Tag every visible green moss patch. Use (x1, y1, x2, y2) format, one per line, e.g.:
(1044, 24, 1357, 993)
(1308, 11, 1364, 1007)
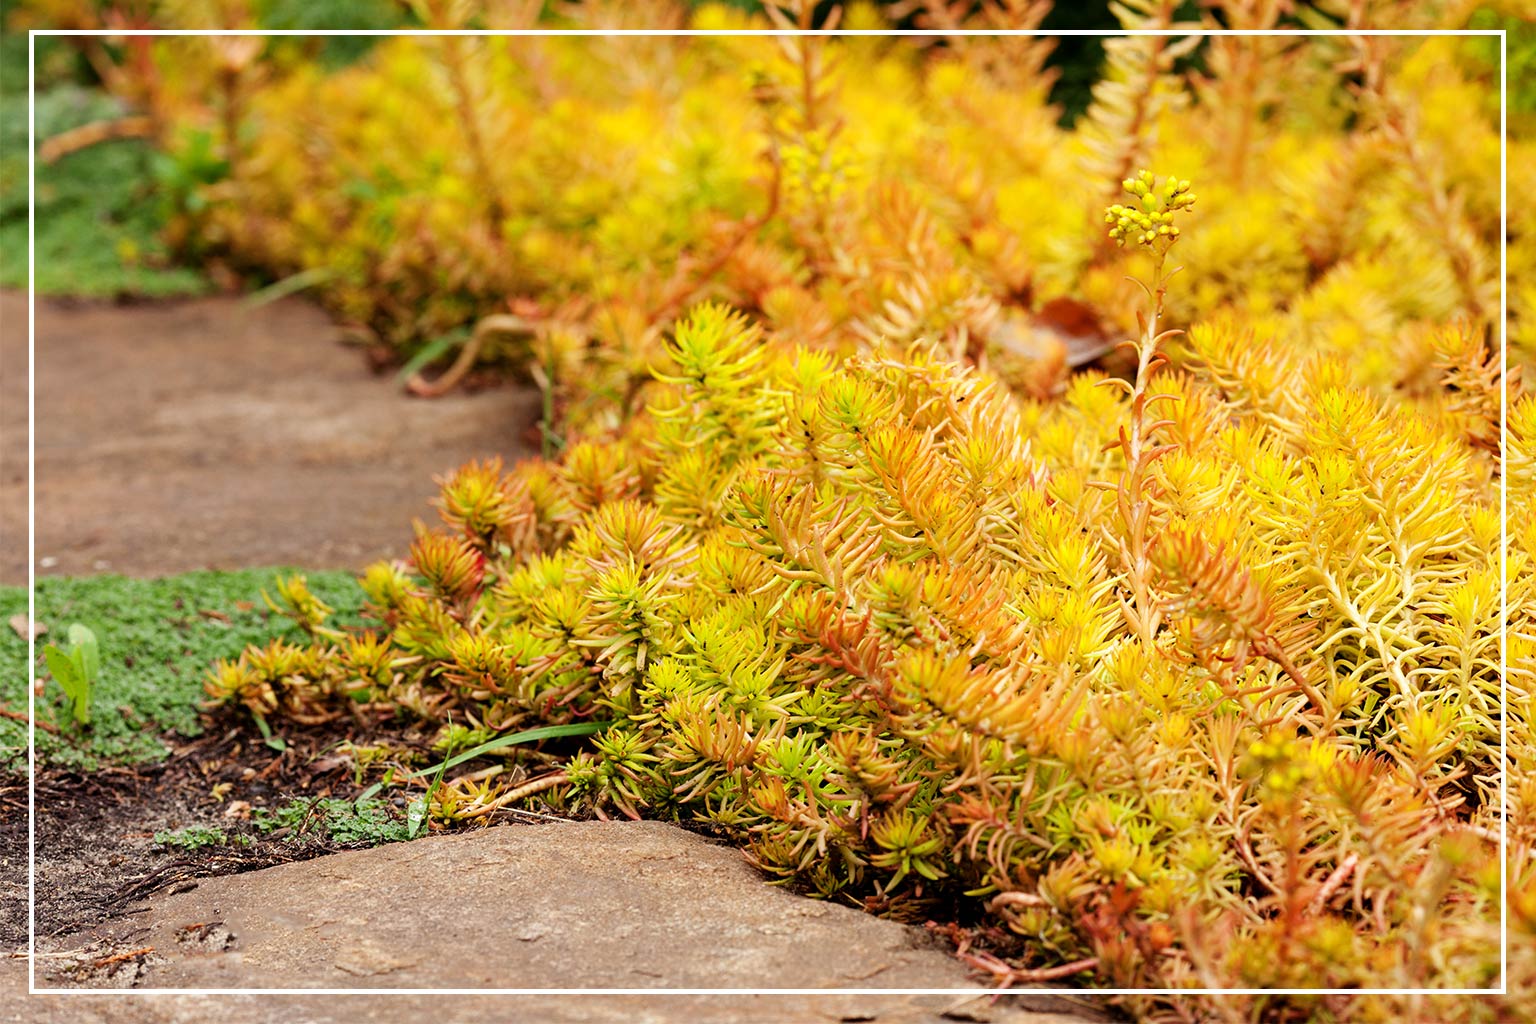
(0, 568, 365, 770)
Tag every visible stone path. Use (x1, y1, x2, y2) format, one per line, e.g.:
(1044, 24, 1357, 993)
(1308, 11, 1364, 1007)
(0, 289, 540, 584)
(1, 965, 1101, 1024)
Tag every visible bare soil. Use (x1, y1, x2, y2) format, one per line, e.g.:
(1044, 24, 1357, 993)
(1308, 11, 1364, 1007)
(0, 289, 541, 584)
(1, 716, 452, 953)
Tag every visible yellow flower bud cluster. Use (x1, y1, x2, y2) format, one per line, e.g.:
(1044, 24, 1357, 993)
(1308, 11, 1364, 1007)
(1241, 730, 1320, 802)
(1105, 170, 1196, 248)
(780, 128, 861, 213)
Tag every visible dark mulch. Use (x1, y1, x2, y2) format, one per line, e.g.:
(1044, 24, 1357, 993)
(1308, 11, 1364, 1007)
(0, 716, 474, 951)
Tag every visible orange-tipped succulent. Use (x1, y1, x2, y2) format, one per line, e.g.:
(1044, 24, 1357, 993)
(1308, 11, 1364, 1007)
(183, 16, 1522, 1012)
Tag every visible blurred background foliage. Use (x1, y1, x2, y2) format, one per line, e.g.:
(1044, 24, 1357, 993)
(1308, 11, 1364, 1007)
(0, 0, 1181, 297)
(1, 0, 1527, 307)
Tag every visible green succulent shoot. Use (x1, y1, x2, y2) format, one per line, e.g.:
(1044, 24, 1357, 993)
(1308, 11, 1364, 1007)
(43, 623, 100, 727)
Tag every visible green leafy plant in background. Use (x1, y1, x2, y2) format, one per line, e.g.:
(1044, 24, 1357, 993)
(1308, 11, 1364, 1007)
(42, 622, 98, 726)
(149, 127, 228, 220)
(0, 82, 207, 296)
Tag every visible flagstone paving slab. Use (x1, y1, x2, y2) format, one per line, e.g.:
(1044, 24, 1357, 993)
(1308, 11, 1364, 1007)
(6, 820, 1107, 1022)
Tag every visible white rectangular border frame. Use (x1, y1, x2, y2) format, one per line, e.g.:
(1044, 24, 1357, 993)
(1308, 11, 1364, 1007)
(27, 22, 1511, 1000)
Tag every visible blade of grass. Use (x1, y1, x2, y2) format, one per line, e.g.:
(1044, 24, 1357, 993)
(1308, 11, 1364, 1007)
(240, 266, 337, 310)
(252, 712, 286, 751)
(394, 328, 468, 387)
(354, 720, 610, 805)
(408, 754, 451, 839)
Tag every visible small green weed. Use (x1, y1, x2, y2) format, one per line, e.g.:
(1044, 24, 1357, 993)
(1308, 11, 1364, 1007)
(41, 623, 99, 727)
(251, 797, 411, 846)
(431, 723, 496, 757)
(152, 825, 238, 851)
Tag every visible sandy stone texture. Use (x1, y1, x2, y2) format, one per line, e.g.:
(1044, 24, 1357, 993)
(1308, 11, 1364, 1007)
(6, 820, 1108, 1023)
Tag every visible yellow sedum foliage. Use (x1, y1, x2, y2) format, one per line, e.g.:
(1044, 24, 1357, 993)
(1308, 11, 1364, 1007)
(220, 265, 1523, 1009)
(116, 1, 1528, 408)
(96, 0, 1521, 1013)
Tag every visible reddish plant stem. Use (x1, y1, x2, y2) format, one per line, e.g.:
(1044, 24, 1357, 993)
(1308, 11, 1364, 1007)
(0, 706, 58, 734)
(1113, 251, 1173, 650)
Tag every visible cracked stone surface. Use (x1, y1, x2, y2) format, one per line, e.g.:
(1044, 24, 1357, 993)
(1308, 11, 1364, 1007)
(4, 820, 1110, 1023)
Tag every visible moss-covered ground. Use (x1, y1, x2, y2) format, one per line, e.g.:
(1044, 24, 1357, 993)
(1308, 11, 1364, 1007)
(0, 569, 365, 769)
